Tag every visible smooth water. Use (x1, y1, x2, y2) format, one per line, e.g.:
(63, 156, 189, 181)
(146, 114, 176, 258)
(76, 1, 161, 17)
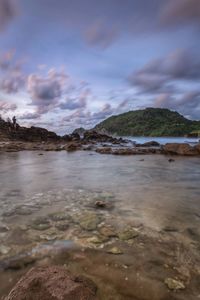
(0, 151, 199, 230)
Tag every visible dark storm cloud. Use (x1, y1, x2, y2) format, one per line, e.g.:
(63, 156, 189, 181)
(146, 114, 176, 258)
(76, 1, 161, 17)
(129, 49, 200, 93)
(0, 0, 16, 31)
(27, 69, 69, 114)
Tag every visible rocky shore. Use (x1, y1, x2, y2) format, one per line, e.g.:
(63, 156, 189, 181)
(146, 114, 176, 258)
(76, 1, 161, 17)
(1, 118, 200, 156)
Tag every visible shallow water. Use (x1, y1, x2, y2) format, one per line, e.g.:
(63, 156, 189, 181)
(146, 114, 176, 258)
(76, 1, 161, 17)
(0, 151, 199, 229)
(0, 151, 200, 299)
(126, 136, 199, 145)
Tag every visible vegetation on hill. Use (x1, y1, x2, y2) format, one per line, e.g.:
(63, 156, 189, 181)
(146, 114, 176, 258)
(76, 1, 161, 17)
(95, 108, 200, 137)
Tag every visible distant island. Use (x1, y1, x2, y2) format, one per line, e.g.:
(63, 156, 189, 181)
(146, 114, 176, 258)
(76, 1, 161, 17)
(95, 108, 200, 137)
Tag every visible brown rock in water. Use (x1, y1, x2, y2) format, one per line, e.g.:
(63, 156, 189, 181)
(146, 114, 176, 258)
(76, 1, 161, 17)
(5, 266, 98, 300)
(95, 147, 112, 154)
(194, 143, 200, 154)
(95, 200, 106, 208)
(163, 143, 199, 156)
(64, 142, 82, 152)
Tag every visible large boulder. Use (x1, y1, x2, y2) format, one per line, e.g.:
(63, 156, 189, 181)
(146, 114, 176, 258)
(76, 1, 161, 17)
(5, 266, 98, 300)
(83, 130, 117, 143)
(163, 143, 199, 156)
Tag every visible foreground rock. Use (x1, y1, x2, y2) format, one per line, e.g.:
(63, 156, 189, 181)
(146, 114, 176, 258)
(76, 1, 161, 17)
(5, 266, 98, 300)
(163, 143, 200, 156)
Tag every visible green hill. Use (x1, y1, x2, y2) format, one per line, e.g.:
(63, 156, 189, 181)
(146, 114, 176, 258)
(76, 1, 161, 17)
(95, 108, 200, 137)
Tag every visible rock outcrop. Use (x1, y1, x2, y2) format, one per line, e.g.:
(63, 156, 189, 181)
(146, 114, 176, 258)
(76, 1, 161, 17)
(0, 118, 60, 142)
(83, 130, 121, 144)
(5, 266, 98, 300)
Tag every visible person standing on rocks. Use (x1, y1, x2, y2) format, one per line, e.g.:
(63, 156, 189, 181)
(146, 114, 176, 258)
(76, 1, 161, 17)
(12, 116, 17, 130)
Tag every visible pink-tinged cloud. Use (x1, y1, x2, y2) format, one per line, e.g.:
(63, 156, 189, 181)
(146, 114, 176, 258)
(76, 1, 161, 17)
(0, 100, 17, 112)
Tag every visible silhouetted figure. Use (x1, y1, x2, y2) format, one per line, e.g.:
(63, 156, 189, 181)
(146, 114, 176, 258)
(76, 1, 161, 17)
(12, 116, 17, 130)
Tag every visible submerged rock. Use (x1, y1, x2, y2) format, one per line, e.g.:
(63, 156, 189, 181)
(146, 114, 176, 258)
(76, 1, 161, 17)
(48, 212, 69, 222)
(99, 226, 117, 238)
(107, 247, 123, 255)
(5, 266, 98, 300)
(0, 245, 11, 255)
(118, 228, 139, 241)
(164, 278, 185, 290)
(30, 216, 51, 231)
(74, 212, 101, 231)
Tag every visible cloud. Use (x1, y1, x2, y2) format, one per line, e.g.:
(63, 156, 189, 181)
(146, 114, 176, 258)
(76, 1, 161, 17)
(154, 91, 200, 120)
(0, 0, 17, 31)
(0, 100, 17, 112)
(85, 20, 118, 49)
(27, 69, 69, 114)
(19, 112, 41, 120)
(128, 49, 200, 93)
(0, 51, 27, 93)
(161, 0, 200, 28)
(59, 88, 89, 110)
(0, 69, 26, 93)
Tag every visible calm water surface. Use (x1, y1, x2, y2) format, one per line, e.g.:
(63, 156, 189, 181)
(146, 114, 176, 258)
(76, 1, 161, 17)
(0, 151, 199, 230)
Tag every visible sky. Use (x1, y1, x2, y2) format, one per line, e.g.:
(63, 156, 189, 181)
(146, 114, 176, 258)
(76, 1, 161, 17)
(0, 0, 200, 134)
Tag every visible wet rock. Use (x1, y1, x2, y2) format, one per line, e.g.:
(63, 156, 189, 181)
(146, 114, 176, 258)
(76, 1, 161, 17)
(14, 206, 34, 216)
(48, 212, 69, 222)
(195, 143, 200, 154)
(39, 234, 59, 241)
(118, 228, 139, 241)
(163, 143, 199, 156)
(87, 235, 108, 245)
(162, 226, 179, 232)
(168, 158, 175, 162)
(99, 226, 117, 238)
(186, 227, 200, 242)
(95, 147, 112, 154)
(30, 217, 51, 231)
(136, 141, 160, 147)
(107, 247, 123, 255)
(0, 245, 11, 255)
(95, 201, 106, 208)
(74, 212, 100, 231)
(0, 224, 10, 233)
(5, 266, 98, 300)
(164, 278, 185, 290)
(83, 130, 117, 143)
(55, 221, 69, 231)
(64, 142, 82, 152)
